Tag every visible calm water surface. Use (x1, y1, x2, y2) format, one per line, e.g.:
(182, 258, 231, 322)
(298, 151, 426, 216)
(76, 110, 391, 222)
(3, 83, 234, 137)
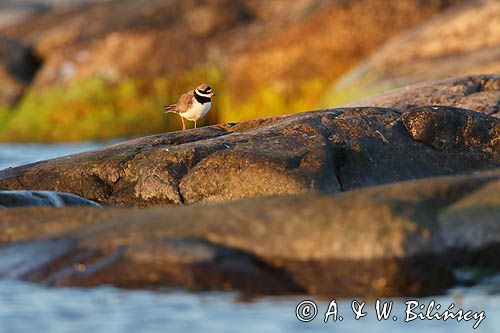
(0, 280, 499, 333)
(0, 143, 498, 332)
(0, 142, 111, 170)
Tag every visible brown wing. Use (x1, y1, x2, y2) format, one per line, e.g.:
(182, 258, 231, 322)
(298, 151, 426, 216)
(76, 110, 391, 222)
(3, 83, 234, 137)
(164, 104, 178, 113)
(177, 90, 194, 114)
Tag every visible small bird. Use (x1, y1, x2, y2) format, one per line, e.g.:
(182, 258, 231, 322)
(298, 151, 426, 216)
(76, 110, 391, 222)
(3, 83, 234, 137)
(164, 83, 215, 130)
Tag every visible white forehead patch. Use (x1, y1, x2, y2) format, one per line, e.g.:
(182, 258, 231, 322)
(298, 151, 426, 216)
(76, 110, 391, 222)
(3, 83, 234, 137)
(195, 90, 211, 98)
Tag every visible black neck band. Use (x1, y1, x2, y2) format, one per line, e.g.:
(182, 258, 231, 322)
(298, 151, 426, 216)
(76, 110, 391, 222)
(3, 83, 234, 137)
(194, 91, 211, 104)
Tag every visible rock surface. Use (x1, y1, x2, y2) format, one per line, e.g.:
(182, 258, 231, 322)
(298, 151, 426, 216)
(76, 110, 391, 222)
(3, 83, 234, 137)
(325, 0, 500, 106)
(0, 170, 498, 296)
(0, 1, 110, 29)
(224, 0, 465, 102)
(0, 190, 100, 208)
(0, 0, 462, 98)
(0, 96, 498, 206)
(347, 75, 500, 118)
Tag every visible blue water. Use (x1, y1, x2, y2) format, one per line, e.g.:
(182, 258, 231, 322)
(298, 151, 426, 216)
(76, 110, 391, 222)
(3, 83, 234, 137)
(0, 280, 498, 333)
(0, 143, 499, 332)
(0, 142, 111, 170)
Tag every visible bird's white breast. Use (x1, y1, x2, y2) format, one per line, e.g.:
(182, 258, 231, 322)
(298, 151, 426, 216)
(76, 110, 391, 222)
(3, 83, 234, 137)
(182, 101, 211, 121)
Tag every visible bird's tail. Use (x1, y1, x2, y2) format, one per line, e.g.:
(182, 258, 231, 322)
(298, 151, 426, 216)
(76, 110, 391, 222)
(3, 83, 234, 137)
(164, 104, 177, 113)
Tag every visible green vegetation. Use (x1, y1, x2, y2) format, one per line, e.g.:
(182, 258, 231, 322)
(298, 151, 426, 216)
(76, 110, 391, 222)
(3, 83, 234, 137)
(218, 78, 328, 124)
(0, 106, 11, 132)
(0, 67, 360, 142)
(0, 78, 171, 142)
(0, 66, 222, 142)
(320, 82, 392, 107)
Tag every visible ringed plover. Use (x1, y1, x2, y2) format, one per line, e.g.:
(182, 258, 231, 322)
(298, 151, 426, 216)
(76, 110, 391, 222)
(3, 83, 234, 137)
(164, 83, 215, 130)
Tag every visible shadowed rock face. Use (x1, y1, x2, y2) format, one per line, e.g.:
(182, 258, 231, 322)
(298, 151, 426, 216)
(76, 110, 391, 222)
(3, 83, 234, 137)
(0, 170, 498, 296)
(0, 101, 498, 206)
(0, 38, 40, 105)
(0, 190, 100, 208)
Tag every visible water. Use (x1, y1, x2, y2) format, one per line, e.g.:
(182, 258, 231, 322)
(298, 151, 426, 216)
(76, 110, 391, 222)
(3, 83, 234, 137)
(0, 280, 498, 333)
(0, 143, 499, 332)
(0, 142, 110, 170)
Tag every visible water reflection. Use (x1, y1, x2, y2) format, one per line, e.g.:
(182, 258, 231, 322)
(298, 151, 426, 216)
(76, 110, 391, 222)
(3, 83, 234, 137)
(0, 280, 498, 332)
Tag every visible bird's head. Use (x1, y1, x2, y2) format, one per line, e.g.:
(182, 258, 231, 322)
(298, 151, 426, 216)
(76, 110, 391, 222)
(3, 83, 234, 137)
(195, 84, 215, 97)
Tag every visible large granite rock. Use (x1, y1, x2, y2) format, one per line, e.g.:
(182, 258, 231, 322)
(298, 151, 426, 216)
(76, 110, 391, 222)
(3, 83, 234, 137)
(0, 170, 498, 296)
(348, 75, 500, 117)
(0, 101, 498, 206)
(324, 0, 500, 106)
(0, 190, 100, 208)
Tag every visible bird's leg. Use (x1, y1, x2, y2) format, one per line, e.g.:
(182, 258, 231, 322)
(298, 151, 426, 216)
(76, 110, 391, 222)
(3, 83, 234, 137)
(180, 116, 186, 130)
(194, 120, 197, 129)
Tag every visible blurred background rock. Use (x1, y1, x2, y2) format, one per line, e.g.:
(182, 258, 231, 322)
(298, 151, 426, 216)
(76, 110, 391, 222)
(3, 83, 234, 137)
(0, 0, 497, 141)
